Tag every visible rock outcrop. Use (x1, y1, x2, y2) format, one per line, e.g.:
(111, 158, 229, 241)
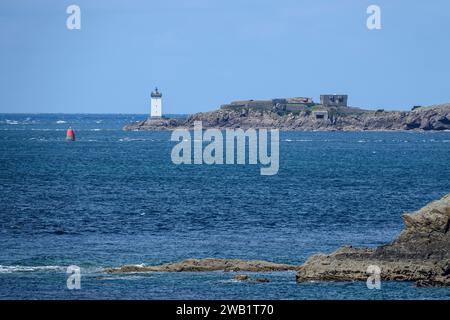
(123, 104, 450, 131)
(105, 258, 299, 273)
(104, 194, 450, 286)
(296, 192, 450, 286)
(232, 274, 271, 283)
(233, 274, 250, 281)
(124, 117, 183, 131)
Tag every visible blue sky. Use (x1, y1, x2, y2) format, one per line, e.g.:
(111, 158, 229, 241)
(1, 0, 450, 114)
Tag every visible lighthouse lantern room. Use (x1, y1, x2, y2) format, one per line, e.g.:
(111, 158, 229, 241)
(150, 87, 162, 118)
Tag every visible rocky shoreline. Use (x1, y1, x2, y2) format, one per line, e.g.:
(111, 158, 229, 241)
(105, 193, 450, 287)
(123, 103, 450, 131)
(296, 192, 450, 287)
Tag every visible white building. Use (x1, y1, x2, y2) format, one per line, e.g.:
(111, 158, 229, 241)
(150, 87, 162, 118)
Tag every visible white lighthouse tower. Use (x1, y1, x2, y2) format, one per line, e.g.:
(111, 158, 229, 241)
(150, 87, 162, 118)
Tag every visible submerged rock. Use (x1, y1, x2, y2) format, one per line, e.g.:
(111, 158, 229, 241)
(233, 274, 249, 281)
(296, 193, 450, 286)
(105, 258, 299, 273)
(232, 275, 271, 283)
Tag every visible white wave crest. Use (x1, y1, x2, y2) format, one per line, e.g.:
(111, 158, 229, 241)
(0, 265, 66, 273)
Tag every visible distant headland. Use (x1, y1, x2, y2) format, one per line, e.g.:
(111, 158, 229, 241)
(123, 93, 450, 131)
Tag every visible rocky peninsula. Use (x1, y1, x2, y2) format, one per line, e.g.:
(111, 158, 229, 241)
(296, 192, 450, 287)
(124, 101, 450, 131)
(105, 193, 450, 287)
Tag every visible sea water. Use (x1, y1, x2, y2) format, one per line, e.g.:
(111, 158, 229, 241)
(0, 114, 449, 300)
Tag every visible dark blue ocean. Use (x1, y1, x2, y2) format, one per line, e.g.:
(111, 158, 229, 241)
(0, 114, 449, 300)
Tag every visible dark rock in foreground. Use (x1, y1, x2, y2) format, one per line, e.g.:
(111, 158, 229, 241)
(105, 258, 299, 273)
(296, 192, 450, 286)
(123, 104, 450, 131)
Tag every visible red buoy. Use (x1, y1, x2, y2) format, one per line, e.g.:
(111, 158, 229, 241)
(66, 127, 75, 141)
